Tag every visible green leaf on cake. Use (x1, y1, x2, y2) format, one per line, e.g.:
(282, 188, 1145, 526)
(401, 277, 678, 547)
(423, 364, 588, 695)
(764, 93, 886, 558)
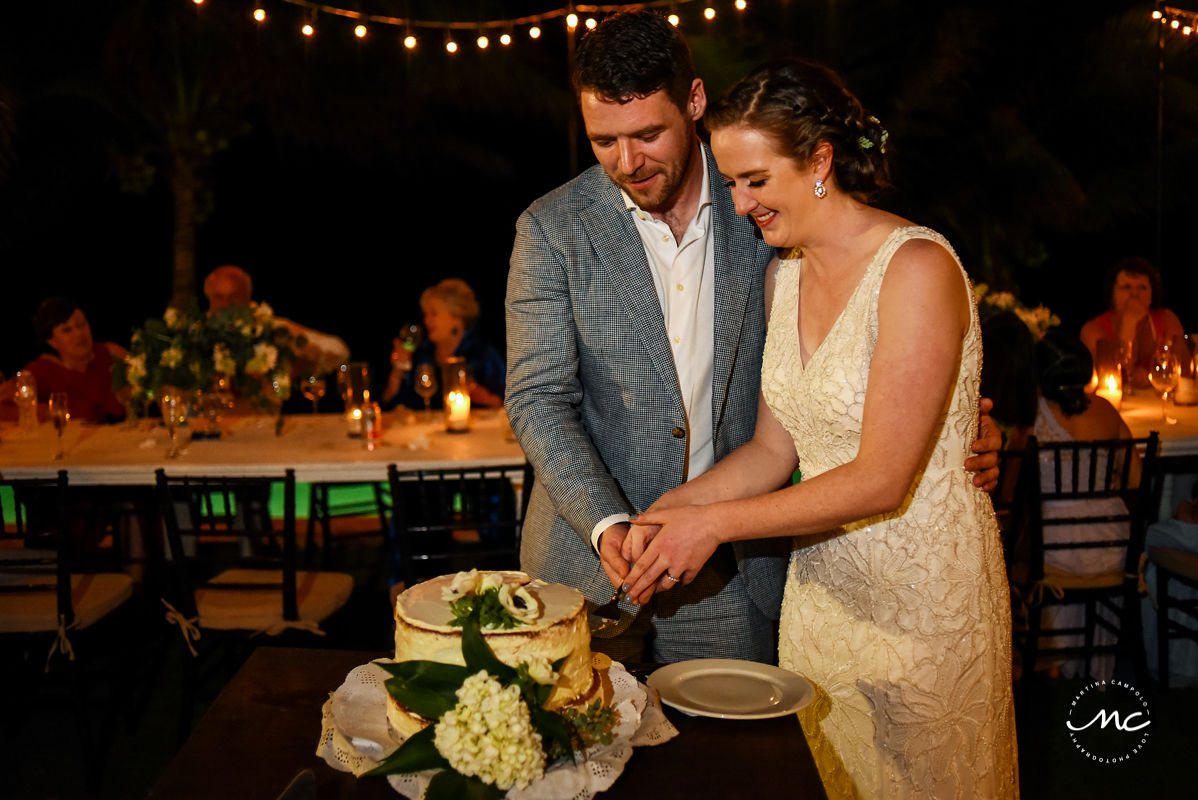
(378, 660, 472, 721)
(362, 726, 450, 776)
(449, 588, 525, 630)
(461, 614, 518, 683)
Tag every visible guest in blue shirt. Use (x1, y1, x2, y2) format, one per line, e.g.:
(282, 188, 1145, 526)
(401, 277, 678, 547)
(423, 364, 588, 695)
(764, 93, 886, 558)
(383, 278, 505, 410)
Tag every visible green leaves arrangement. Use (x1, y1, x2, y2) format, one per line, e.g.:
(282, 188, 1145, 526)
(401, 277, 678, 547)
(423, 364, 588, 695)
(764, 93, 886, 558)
(113, 302, 303, 412)
(366, 607, 617, 799)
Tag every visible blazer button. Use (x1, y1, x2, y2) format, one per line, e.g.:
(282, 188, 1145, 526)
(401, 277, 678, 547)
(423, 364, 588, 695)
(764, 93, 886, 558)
(671, 427, 686, 439)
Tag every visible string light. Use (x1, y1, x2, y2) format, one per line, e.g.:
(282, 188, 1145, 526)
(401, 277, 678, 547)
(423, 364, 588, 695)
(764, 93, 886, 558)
(223, 2, 753, 54)
(1156, 4, 1198, 41)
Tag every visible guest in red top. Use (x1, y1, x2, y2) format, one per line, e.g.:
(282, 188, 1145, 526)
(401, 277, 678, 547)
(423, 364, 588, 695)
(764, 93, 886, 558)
(1080, 257, 1185, 388)
(17, 297, 128, 423)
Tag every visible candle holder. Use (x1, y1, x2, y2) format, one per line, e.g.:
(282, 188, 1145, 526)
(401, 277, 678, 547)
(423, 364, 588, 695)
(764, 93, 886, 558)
(340, 361, 371, 437)
(1094, 365, 1123, 410)
(442, 357, 472, 433)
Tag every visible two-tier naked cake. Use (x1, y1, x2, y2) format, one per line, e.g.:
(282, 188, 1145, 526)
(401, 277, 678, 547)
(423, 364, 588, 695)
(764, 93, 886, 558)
(386, 570, 604, 737)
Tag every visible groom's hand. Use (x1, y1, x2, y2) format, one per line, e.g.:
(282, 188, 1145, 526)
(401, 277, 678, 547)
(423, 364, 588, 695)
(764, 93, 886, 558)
(965, 397, 1001, 492)
(598, 522, 632, 592)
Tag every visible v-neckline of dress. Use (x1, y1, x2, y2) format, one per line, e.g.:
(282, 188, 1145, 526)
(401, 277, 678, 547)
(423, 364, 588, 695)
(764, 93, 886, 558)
(795, 225, 909, 370)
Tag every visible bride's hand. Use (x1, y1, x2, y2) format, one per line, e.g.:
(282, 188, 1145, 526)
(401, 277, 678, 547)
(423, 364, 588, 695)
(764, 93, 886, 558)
(620, 520, 661, 565)
(622, 505, 723, 605)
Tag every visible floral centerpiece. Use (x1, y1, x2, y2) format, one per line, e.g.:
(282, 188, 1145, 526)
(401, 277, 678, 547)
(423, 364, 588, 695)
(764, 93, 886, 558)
(973, 283, 1060, 339)
(113, 302, 303, 414)
(367, 571, 618, 799)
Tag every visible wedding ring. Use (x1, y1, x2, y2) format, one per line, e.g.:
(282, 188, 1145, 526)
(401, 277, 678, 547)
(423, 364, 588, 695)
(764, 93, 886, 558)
(665, 573, 681, 583)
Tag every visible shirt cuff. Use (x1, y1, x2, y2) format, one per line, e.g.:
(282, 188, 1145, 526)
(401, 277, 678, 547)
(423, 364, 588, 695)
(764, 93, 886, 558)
(591, 513, 631, 554)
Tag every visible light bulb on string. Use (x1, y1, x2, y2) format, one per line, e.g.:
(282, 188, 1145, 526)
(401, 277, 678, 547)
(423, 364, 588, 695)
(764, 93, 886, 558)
(477, 34, 489, 49)
(585, 17, 597, 30)
(354, 24, 367, 39)
(529, 25, 541, 39)
(302, 23, 315, 37)
(253, 7, 266, 23)
(735, 0, 747, 10)
(404, 33, 417, 49)
(500, 32, 512, 46)
(566, 14, 578, 30)
(704, 7, 716, 20)
(1172, 18, 1181, 29)
(192, 0, 204, 5)
(446, 38, 458, 54)
(667, 14, 680, 26)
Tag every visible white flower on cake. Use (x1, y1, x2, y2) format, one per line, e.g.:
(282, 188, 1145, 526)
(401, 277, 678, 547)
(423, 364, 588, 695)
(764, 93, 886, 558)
(524, 655, 559, 686)
(433, 670, 546, 791)
(442, 569, 483, 600)
(499, 583, 541, 623)
(480, 572, 505, 593)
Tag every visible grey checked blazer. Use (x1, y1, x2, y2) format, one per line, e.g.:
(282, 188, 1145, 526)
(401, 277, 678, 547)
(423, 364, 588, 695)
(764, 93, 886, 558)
(505, 145, 788, 622)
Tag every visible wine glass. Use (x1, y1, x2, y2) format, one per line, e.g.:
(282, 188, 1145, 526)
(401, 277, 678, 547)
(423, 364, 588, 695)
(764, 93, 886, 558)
(1148, 345, 1181, 424)
(160, 388, 183, 458)
(1118, 339, 1136, 396)
(301, 374, 327, 414)
(13, 370, 38, 431)
(49, 392, 69, 459)
(400, 321, 422, 355)
(414, 364, 438, 415)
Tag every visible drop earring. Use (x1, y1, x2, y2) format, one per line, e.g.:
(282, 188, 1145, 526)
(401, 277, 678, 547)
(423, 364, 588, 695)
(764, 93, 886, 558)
(814, 179, 827, 199)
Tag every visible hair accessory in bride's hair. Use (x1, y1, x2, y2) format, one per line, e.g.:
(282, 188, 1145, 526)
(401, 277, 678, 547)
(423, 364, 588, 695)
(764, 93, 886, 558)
(857, 115, 889, 154)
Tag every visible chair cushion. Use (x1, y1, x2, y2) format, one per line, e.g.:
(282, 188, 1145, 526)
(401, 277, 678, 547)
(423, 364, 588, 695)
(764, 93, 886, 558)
(0, 572, 134, 633)
(1149, 546, 1198, 581)
(195, 569, 354, 632)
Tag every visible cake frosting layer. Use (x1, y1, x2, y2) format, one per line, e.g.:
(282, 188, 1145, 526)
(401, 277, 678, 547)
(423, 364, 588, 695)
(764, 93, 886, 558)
(387, 571, 598, 738)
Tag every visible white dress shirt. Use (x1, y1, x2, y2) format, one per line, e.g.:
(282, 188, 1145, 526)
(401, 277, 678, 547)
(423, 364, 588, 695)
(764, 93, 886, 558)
(591, 144, 717, 550)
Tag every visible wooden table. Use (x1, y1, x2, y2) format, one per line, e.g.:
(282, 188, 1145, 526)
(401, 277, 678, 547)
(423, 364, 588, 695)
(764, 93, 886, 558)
(1118, 391, 1198, 457)
(0, 408, 526, 484)
(147, 646, 827, 800)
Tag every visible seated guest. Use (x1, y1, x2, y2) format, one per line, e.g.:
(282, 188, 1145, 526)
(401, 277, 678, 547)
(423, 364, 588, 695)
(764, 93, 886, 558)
(1080, 256, 1184, 388)
(0, 297, 128, 423)
(384, 278, 505, 410)
(1027, 329, 1139, 680)
(203, 264, 351, 374)
(980, 310, 1040, 450)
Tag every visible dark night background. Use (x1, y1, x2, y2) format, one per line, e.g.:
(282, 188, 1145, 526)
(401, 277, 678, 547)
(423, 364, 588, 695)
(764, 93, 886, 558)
(2, 0, 1197, 389)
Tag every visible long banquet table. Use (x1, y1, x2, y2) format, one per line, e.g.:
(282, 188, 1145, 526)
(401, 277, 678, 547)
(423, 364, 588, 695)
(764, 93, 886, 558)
(0, 408, 527, 484)
(146, 646, 827, 800)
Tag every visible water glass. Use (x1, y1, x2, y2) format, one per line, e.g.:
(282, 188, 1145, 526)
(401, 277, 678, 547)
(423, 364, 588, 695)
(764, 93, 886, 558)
(49, 392, 69, 459)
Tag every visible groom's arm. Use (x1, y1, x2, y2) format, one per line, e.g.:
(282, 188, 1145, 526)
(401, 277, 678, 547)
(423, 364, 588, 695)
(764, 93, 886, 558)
(506, 209, 635, 554)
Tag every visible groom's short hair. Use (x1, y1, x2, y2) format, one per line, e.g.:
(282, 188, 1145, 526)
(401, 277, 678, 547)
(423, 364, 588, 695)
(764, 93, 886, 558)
(572, 10, 696, 111)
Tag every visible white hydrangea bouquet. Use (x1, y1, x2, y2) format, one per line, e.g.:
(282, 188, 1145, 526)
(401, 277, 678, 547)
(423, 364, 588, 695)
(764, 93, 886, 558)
(973, 282, 1060, 338)
(113, 302, 301, 413)
(364, 572, 620, 799)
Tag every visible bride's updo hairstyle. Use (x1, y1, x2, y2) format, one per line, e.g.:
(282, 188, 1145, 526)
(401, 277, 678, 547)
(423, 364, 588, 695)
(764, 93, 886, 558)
(706, 59, 891, 203)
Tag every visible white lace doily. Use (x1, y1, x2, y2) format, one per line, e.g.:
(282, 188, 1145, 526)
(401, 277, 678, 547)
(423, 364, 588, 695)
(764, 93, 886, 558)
(317, 657, 678, 799)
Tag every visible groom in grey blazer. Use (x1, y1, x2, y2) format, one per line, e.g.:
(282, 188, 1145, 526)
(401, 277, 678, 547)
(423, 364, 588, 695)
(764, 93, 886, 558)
(505, 12, 784, 664)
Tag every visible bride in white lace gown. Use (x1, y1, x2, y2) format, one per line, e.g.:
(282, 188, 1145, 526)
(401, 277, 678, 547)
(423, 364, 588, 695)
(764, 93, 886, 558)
(622, 60, 1018, 798)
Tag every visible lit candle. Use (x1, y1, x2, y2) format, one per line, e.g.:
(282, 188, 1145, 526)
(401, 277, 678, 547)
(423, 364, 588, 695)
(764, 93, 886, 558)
(1094, 371, 1122, 410)
(346, 404, 363, 437)
(445, 390, 471, 432)
(1177, 375, 1198, 406)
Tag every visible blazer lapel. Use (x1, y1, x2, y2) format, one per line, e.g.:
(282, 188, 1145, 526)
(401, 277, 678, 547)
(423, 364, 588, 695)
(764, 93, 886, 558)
(579, 177, 682, 402)
(710, 146, 754, 432)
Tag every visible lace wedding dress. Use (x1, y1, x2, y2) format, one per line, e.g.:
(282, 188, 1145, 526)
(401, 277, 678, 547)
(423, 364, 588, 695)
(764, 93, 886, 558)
(762, 226, 1019, 798)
